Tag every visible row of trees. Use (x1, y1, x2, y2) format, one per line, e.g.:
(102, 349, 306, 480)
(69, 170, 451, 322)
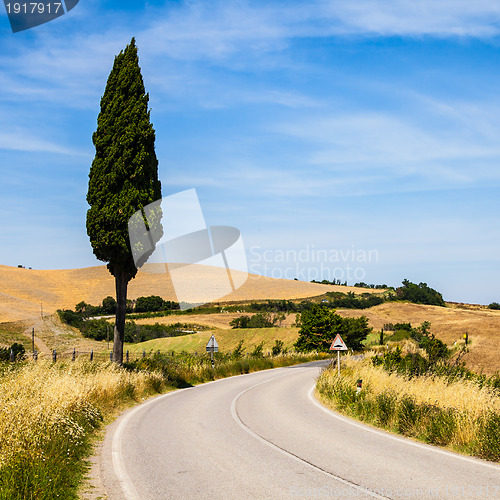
(80, 320, 194, 343)
(230, 312, 285, 329)
(72, 295, 180, 317)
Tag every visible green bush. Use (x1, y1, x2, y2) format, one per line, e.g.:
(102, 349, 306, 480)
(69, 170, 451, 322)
(422, 406, 456, 446)
(250, 341, 265, 358)
(81, 319, 110, 341)
(135, 295, 167, 313)
(102, 296, 117, 314)
(375, 391, 396, 425)
(396, 279, 445, 306)
(232, 340, 245, 359)
(0, 343, 26, 362)
(272, 340, 285, 356)
(396, 395, 419, 435)
(230, 312, 278, 328)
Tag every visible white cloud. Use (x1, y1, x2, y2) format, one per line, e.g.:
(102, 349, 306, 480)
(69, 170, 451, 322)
(322, 0, 500, 37)
(274, 108, 500, 190)
(2, 0, 500, 114)
(0, 130, 86, 155)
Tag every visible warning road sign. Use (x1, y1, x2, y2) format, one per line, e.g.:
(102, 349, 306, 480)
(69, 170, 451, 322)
(206, 335, 219, 352)
(329, 334, 347, 351)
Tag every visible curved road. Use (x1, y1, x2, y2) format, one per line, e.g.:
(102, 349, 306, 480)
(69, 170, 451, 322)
(98, 361, 500, 499)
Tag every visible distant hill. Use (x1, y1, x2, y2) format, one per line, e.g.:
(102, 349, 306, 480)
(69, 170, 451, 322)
(0, 264, 380, 323)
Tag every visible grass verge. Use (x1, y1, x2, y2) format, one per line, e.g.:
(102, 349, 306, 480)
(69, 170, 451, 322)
(0, 360, 165, 500)
(129, 350, 330, 388)
(316, 357, 500, 461)
(1, 351, 330, 498)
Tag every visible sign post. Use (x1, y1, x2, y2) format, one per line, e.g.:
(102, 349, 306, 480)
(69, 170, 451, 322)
(206, 334, 219, 368)
(329, 334, 348, 376)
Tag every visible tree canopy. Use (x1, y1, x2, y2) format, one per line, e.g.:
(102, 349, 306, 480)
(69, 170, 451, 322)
(86, 38, 162, 363)
(396, 279, 445, 306)
(294, 304, 371, 352)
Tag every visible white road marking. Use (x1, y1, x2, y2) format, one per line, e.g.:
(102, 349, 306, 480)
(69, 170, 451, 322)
(230, 370, 388, 499)
(308, 385, 500, 471)
(110, 368, 290, 499)
(111, 389, 189, 500)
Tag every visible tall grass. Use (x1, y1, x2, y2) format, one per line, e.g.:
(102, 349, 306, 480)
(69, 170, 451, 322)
(0, 360, 164, 499)
(0, 351, 330, 498)
(131, 351, 330, 387)
(317, 357, 500, 461)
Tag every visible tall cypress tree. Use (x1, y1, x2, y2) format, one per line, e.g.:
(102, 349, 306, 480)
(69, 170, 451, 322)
(87, 38, 162, 363)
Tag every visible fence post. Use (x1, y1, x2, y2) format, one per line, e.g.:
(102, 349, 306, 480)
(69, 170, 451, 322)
(90, 349, 93, 362)
(126, 351, 129, 363)
(33, 349, 37, 361)
(142, 350, 145, 359)
(72, 348, 76, 361)
(9, 348, 14, 362)
(52, 349, 57, 363)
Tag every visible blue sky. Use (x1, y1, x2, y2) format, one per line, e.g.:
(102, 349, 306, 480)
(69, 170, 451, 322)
(0, 0, 499, 304)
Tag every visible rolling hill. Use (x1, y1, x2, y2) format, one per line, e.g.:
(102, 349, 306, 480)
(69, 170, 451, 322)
(0, 263, 376, 323)
(1, 264, 498, 375)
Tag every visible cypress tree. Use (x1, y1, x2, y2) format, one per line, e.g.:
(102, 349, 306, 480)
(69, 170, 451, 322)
(87, 38, 162, 363)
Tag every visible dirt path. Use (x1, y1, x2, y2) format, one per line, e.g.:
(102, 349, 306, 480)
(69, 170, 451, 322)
(22, 320, 51, 354)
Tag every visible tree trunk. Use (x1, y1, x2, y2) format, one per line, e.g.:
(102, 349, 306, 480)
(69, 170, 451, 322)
(113, 269, 128, 364)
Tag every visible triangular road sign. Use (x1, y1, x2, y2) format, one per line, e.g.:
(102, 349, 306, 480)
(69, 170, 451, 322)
(206, 334, 219, 352)
(330, 334, 347, 351)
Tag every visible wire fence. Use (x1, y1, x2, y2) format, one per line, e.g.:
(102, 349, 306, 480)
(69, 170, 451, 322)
(8, 348, 174, 364)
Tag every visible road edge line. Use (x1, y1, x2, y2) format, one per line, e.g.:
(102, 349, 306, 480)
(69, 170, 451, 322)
(308, 385, 500, 471)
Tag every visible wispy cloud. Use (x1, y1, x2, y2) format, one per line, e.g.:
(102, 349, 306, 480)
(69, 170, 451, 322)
(0, 130, 86, 155)
(322, 0, 500, 37)
(3, 0, 500, 109)
(273, 108, 500, 191)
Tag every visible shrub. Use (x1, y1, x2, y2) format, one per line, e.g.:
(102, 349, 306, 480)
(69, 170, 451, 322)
(396, 279, 445, 306)
(488, 302, 500, 310)
(272, 340, 285, 356)
(81, 319, 110, 341)
(135, 295, 167, 313)
(57, 309, 84, 329)
(102, 296, 117, 314)
(230, 312, 278, 329)
(0, 343, 26, 362)
(230, 315, 251, 328)
(232, 340, 245, 359)
(250, 341, 265, 358)
(478, 412, 500, 460)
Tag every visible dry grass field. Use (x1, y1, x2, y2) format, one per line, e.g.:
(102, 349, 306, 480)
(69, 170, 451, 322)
(337, 302, 500, 374)
(0, 263, 374, 323)
(0, 264, 498, 374)
(127, 326, 300, 355)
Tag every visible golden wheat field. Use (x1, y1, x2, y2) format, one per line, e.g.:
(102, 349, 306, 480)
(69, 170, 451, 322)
(337, 302, 500, 374)
(0, 263, 375, 323)
(0, 264, 499, 374)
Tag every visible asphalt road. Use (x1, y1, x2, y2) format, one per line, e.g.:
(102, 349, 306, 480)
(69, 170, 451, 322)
(98, 361, 500, 500)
